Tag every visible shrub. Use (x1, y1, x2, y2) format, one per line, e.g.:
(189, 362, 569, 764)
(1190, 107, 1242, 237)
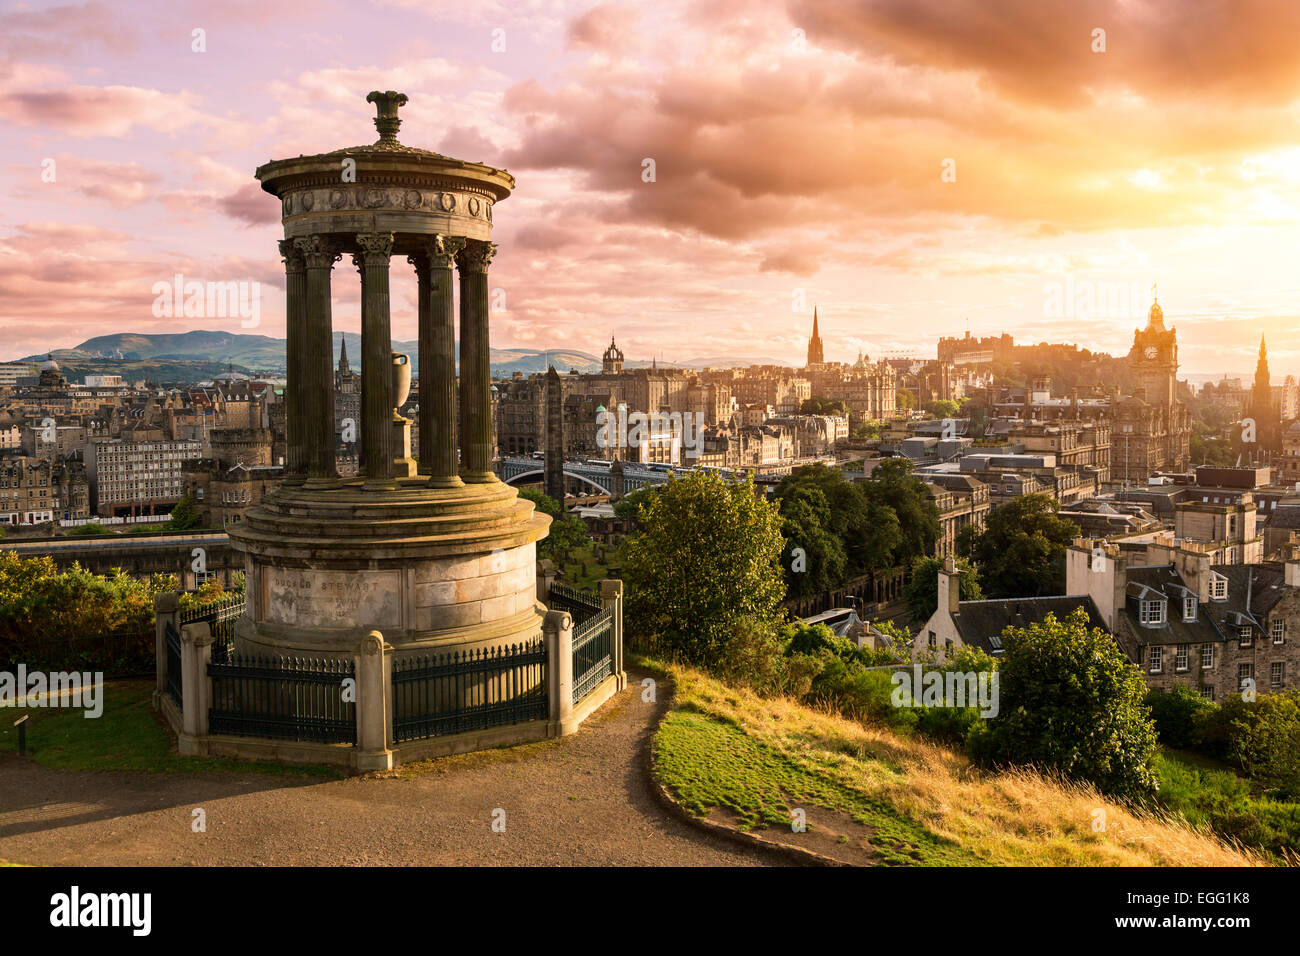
(1146, 685, 1215, 749)
(968, 607, 1160, 800)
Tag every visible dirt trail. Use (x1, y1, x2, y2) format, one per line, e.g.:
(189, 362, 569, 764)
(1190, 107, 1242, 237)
(0, 669, 775, 866)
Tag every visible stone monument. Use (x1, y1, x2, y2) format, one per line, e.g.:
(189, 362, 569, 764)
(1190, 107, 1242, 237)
(228, 91, 551, 660)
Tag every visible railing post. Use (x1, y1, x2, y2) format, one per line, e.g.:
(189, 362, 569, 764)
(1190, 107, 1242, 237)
(536, 559, 556, 603)
(178, 621, 213, 754)
(544, 610, 573, 735)
(153, 592, 180, 706)
(354, 630, 393, 770)
(600, 578, 626, 691)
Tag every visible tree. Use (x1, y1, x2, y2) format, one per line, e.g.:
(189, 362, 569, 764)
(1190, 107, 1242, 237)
(518, 487, 560, 517)
(167, 492, 201, 531)
(612, 485, 659, 522)
(861, 457, 940, 566)
(624, 471, 785, 662)
(927, 399, 960, 419)
(775, 463, 899, 578)
(777, 487, 847, 598)
(958, 493, 1080, 598)
(519, 488, 590, 562)
(897, 388, 916, 411)
(800, 397, 849, 417)
(968, 607, 1160, 800)
(904, 555, 982, 621)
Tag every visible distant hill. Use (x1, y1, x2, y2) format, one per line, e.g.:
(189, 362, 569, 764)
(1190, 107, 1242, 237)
(17, 331, 789, 379)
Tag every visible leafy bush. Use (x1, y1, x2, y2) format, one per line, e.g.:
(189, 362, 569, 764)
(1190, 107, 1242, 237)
(967, 607, 1160, 800)
(1146, 685, 1214, 749)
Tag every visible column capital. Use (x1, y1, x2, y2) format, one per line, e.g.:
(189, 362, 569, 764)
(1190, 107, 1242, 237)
(278, 239, 305, 274)
(354, 231, 395, 265)
(456, 239, 496, 274)
(294, 235, 342, 269)
(409, 235, 466, 274)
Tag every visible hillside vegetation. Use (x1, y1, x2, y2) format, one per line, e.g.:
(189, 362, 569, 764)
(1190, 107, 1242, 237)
(651, 662, 1263, 867)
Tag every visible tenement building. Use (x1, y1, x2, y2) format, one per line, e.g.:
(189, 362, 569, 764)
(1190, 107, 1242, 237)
(1068, 538, 1300, 700)
(0, 456, 89, 525)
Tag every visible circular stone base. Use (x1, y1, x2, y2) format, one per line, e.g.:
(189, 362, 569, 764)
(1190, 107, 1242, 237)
(227, 475, 551, 656)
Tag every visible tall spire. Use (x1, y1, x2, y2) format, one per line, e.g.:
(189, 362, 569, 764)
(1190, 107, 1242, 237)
(806, 305, 825, 366)
(338, 335, 350, 375)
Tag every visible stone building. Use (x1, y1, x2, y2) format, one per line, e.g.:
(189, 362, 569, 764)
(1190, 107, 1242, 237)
(184, 427, 282, 527)
(0, 456, 89, 525)
(1068, 538, 1300, 700)
(925, 474, 990, 558)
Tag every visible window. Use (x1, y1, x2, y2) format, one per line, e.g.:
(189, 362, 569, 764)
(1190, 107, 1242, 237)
(1200, 686, 1215, 702)
(1183, 596, 1197, 621)
(1140, 599, 1166, 626)
(1201, 644, 1215, 669)
(1239, 626, 1253, 648)
(1271, 662, 1285, 688)
(1273, 620, 1285, 645)
(1175, 645, 1189, 672)
(1210, 576, 1227, 600)
(1148, 646, 1163, 673)
(928, 632, 936, 649)
(1238, 663, 1254, 684)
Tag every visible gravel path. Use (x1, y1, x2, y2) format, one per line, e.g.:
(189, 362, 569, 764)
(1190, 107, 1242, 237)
(0, 668, 774, 866)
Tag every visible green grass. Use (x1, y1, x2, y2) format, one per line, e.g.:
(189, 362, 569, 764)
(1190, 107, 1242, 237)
(0, 679, 341, 778)
(1155, 750, 1300, 864)
(654, 705, 975, 866)
(556, 540, 624, 591)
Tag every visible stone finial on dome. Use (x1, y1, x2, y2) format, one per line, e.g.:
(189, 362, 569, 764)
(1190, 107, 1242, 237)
(366, 90, 408, 145)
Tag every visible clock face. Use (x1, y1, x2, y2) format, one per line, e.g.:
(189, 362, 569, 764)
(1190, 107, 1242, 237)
(1144, 346, 1158, 359)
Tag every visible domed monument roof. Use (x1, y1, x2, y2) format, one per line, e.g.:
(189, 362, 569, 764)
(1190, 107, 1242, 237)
(255, 90, 514, 249)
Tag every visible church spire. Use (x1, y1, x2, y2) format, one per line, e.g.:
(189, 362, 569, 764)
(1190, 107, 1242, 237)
(338, 335, 350, 375)
(806, 305, 824, 366)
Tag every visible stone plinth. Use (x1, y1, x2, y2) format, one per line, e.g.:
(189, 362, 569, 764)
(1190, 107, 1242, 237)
(228, 477, 551, 659)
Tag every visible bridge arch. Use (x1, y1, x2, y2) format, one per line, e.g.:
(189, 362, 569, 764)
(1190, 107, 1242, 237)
(501, 468, 612, 494)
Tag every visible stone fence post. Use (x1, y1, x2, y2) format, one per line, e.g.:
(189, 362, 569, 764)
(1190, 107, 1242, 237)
(153, 592, 180, 704)
(600, 578, 626, 691)
(354, 630, 393, 771)
(178, 621, 213, 754)
(544, 609, 573, 735)
(536, 559, 556, 603)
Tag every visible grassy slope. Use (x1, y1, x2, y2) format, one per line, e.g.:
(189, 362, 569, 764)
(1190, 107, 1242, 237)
(651, 661, 1263, 867)
(0, 679, 340, 778)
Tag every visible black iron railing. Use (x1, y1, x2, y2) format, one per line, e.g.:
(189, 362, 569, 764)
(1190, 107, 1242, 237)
(165, 619, 183, 707)
(391, 638, 547, 743)
(208, 654, 356, 744)
(572, 607, 613, 704)
(549, 582, 602, 625)
(183, 594, 244, 663)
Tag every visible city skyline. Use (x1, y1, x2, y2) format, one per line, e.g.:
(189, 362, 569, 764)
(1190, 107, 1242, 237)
(3, 0, 1300, 375)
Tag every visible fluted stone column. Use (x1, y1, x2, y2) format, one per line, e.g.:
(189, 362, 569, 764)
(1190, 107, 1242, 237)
(457, 239, 496, 482)
(278, 240, 307, 485)
(410, 236, 465, 488)
(354, 232, 397, 491)
(295, 235, 341, 489)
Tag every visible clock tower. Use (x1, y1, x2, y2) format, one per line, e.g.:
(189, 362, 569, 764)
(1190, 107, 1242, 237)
(1113, 288, 1190, 480)
(1129, 292, 1178, 407)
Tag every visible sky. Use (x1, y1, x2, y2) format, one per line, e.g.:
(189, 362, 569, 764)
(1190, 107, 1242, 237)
(2, 0, 1300, 378)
